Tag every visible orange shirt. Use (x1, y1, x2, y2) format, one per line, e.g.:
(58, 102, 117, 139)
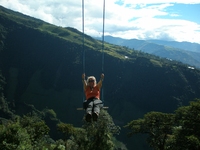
(85, 86, 100, 100)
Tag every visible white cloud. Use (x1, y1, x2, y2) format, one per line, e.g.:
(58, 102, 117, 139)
(121, 0, 200, 5)
(0, 0, 200, 43)
(110, 18, 200, 42)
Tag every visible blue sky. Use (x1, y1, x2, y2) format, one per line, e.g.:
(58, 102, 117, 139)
(0, 0, 200, 43)
(157, 4, 200, 24)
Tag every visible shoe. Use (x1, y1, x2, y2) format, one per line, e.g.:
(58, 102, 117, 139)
(85, 113, 92, 122)
(92, 112, 99, 121)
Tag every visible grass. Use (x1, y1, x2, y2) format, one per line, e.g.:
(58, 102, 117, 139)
(150, 59, 162, 67)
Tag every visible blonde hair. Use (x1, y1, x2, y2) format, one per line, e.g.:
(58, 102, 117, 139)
(87, 76, 97, 85)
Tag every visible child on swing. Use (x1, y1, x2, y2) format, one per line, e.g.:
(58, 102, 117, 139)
(82, 73, 104, 122)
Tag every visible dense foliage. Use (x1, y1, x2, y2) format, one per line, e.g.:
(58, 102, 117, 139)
(125, 99, 200, 150)
(57, 110, 122, 150)
(0, 109, 124, 150)
(0, 114, 50, 150)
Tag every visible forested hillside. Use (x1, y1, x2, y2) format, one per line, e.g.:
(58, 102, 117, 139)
(1, 6, 200, 149)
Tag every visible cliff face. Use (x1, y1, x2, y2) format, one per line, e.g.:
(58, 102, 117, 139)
(1, 6, 200, 149)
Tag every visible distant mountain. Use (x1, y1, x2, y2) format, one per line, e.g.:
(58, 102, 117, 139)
(1, 6, 200, 150)
(147, 40, 200, 53)
(95, 36, 200, 68)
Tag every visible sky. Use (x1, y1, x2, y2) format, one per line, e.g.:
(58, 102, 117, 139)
(1, 0, 200, 44)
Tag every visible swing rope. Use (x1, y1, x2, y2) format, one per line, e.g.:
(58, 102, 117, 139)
(101, 0, 106, 103)
(82, 0, 85, 102)
(82, 0, 106, 103)
(82, 0, 85, 74)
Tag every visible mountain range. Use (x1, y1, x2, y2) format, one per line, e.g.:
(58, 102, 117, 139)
(1, 5, 200, 149)
(94, 36, 200, 68)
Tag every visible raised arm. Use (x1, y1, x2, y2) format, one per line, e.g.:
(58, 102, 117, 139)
(82, 73, 87, 90)
(97, 73, 104, 88)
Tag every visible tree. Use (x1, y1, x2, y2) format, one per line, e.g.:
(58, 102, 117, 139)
(58, 110, 122, 150)
(0, 113, 50, 150)
(168, 99, 200, 150)
(125, 99, 200, 150)
(125, 111, 175, 150)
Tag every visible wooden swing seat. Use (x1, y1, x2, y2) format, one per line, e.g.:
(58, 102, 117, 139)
(77, 107, 109, 110)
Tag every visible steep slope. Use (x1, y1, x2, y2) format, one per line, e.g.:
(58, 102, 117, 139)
(1, 6, 200, 150)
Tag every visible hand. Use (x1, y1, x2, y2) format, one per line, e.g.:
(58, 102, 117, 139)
(82, 73, 85, 80)
(101, 73, 104, 80)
